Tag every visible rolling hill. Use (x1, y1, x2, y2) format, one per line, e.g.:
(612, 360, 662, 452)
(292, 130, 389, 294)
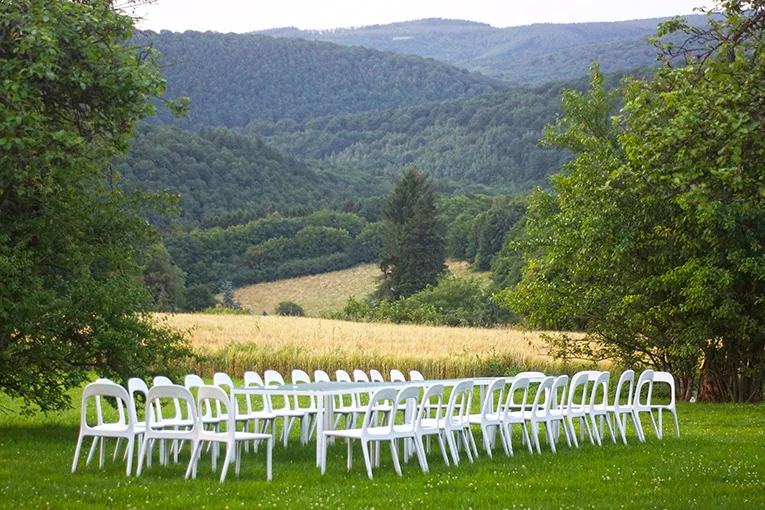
(135, 30, 509, 129)
(261, 16, 706, 84)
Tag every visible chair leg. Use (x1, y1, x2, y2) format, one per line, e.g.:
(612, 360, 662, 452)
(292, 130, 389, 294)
(220, 443, 235, 482)
(320, 434, 328, 475)
(672, 410, 680, 438)
(347, 438, 353, 471)
(414, 436, 429, 473)
(137, 438, 150, 476)
(235, 441, 242, 477)
(390, 439, 402, 476)
(185, 440, 200, 480)
(445, 430, 460, 466)
(86, 436, 98, 466)
(545, 423, 557, 453)
(125, 436, 135, 476)
(113, 438, 122, 462)
(72, 434, 85, 473)
(99, 437, 106, 468)
(436, 432, 450, 467)
(361, 440, 374, 480)
(568, 417, 579, 448)
(461, 430, 474, 463)
(266, 436, 273, 481)
(467, 427, 479, 459)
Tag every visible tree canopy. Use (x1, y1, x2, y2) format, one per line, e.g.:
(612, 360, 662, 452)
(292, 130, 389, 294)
(500, 1, 765, 402)
(0, 0, 189, 412)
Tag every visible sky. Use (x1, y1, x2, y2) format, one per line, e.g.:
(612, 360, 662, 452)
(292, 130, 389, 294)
(134, 0, 709, 33)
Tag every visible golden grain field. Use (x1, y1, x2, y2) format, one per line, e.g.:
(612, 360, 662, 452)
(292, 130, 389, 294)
(163, 313, 577, 379)
(233, 261, 491, 317)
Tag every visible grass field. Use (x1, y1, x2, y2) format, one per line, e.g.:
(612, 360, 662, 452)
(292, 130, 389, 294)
(233, 261, 490, 317)
(1, 388, 763, 509)
(163, 313, 567, 378)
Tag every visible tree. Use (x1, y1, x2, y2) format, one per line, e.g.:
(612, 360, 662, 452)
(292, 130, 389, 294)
(0, 0, 189, 412)
(499, 1, 765, 402)
(379, 167, 446, 299)
(143, 246, 187, 312)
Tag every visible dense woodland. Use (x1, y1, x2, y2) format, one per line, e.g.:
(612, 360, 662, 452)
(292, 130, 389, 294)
(261, 16, 704, 84)
(136, 30, 506, 128)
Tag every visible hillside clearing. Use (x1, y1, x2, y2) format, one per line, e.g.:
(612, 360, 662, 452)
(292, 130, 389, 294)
(233, 261, 490, 316)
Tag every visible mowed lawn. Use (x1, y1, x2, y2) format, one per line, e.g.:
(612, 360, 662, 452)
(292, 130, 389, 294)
(0, 390, 763, 509)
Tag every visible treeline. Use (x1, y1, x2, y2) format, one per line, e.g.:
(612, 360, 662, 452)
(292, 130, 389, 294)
(262, 16, 703, 84)
(135, 30, 507, 129)
(247, 81, 583, 192)
(165, 210, 383, 289)
(117, 124, 388, 227)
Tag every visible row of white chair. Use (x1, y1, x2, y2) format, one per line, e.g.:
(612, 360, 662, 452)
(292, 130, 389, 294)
(72, 378, 273, 482)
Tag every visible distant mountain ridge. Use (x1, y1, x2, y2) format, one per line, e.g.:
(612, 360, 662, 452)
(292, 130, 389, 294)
(259, 15, 706, 84)
(136, 30, 508, 129)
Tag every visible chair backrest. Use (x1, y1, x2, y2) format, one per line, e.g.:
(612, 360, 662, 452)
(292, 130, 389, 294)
(516, 371, 546, 381)
(481, 378, 506, 418)
(213, 372, 239, 415)
(146, 385, 197, 438)
(445, 379, 474, 425)
(614, 370, 636, 411)
(369, 369, 384, 382)
(529, 376, 555, 419)
(416, 383, 445, 428)
(503, 376, 531, 419)
(409, 370, 425, 381)
(634, 369, 655, 410)
(390, 369, 405, 382)
(652, 371, 676, 407)
(551, 375, 569, 412)
(291, 369, 311, 384)
(197, 385, 235, 437)
(184, 374, 205, 388)
(244, 371, 264, 387)
(361, 388, 398, 436)
(128, 377, 149, 424)
(588, 371, 611, 410)
(291, 369, 315, 409)
(313, 370, 330, 383)
(80, 382, 133, 433)
(335, 369, 352, 382)
(153, 376, 173, 386)
(353, 369, 370, 383)
(393, 385, 421, 433)
(264, 370, 285, 386)
(567, 371, 591, 410)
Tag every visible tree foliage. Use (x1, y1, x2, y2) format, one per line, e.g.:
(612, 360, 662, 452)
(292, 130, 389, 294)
(379, 167, 446, 299)
(500, 1, 765, 402)
(0, 0, 189, 412)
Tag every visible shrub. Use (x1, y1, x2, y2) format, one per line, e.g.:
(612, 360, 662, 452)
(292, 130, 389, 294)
(275, 301, 305, 317)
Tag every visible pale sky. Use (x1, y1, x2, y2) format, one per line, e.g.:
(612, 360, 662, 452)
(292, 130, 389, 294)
(134, 0, 710, 33)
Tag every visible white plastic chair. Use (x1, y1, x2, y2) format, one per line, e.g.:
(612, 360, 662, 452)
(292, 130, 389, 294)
(606, 369, 642, 444)
(562, 371, 593, 448)
(137, 384, 199, 476)
(369, 369, 385, 382)
(651, 371, 680, 438)
(291, 369, 318, 443)
(633, 369, 658, 442)
(72, 382, 139, 476)
(187, 386, 273, 482)
(586, 371, 616, 446)
(242, 371, 275, 447)
(314, 369, 330, 382)
(334, 369, 367, 429)
(525, 376, 571, 453)
(353, 369, 370, 382)
(439, 379, 477, 466)
(85, 378, 130, 468)
(409, 370, 425, 381)
(468, 378, 506, 457)
(390, 369, 406, 382)
(412, 383, 450, 471)
(500, 375, 533, 455)
(263, 370, 306, 446)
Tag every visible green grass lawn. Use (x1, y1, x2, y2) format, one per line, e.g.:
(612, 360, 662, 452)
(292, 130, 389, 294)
(1, 391, 763, 509)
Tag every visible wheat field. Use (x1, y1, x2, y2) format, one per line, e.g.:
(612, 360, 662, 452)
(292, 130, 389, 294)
(164, 313, 576, 379)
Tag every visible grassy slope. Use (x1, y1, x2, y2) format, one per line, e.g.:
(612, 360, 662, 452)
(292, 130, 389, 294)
(233, 261, 489, 316)
(1, 390, 763, 509)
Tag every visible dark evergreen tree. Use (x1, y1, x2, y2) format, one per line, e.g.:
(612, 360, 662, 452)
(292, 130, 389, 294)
(379, 167, 446, 299)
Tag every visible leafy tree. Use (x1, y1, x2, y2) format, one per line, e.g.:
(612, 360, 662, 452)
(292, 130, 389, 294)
(275, 302, 305, 317)
(500, 2, 765, 402)
(143, 246, 187, 312)
(379, 167, 446, 299)
(0, 0, 189, 412)
(219, 280, 242, 310)
(184, 285, 218, 312)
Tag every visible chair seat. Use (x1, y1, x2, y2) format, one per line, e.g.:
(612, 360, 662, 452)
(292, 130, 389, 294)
(153, 417, 194, 428)
(240, 410, 277, 420)
(271, 409, 308, 418)
(468, 413, 500, 425)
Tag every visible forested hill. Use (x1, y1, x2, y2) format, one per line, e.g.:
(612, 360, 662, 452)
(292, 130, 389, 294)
(135, 31, 508, 129)
(260, 16, 706, 84)
(117, 125, 389, 227)
(245, 72, 632, 193)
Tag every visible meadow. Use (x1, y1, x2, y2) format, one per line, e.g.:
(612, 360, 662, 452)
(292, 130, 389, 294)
(162, 313, 568, 379)
(1, 388, 763, 509)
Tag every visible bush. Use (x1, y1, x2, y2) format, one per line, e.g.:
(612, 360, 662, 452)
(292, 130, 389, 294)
(275, 301, 305, 317)
(202, 306, 251, 315)
(184, 284, 218, 312)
